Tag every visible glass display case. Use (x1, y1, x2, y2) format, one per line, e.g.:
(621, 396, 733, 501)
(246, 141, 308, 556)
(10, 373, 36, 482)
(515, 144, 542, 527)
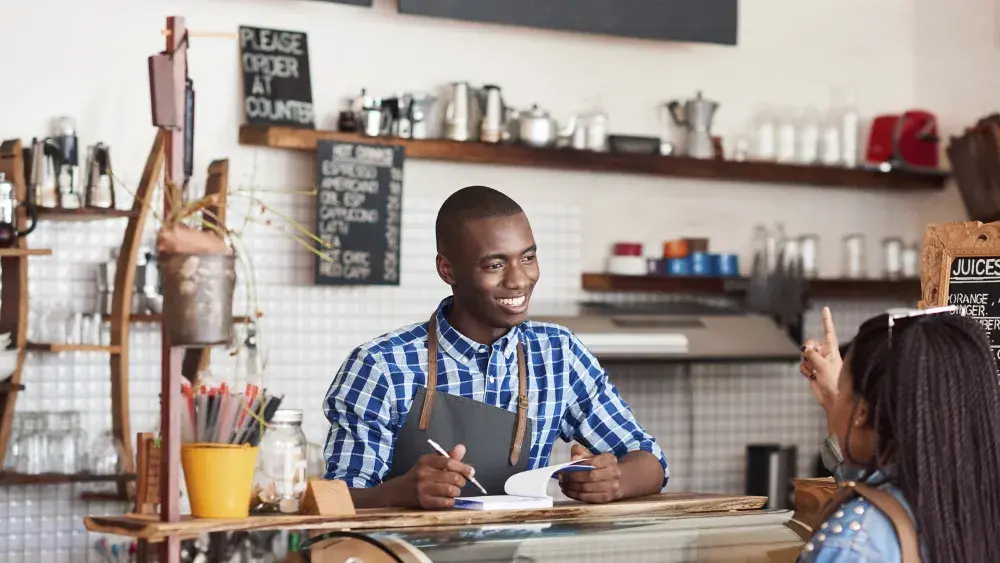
(310, 510, 804, 563)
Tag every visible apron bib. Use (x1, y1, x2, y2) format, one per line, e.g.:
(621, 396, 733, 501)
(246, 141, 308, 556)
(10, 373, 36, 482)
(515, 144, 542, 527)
(385, 314, 533, 496)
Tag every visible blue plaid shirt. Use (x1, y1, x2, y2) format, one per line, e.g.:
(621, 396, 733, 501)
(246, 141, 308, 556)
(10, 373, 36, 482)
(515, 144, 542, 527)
(323, 297, 669, 488)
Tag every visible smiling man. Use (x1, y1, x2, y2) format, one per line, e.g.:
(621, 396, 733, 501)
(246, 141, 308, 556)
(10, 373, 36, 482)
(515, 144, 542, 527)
(323, 186, 668, 509)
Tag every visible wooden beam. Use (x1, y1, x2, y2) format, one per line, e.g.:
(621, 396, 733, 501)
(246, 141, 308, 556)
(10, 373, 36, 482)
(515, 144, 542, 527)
(110, 130, 165, 502)
(159, 15, 187, 563)
(0, 140, 29, 470)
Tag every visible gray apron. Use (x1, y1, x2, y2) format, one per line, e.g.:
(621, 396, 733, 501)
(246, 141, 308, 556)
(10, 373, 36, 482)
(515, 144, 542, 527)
(384, 314, 532, 496)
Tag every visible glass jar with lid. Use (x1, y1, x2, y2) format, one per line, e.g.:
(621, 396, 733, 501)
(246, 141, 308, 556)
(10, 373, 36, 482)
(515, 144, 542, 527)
(254, 409, 309, 514)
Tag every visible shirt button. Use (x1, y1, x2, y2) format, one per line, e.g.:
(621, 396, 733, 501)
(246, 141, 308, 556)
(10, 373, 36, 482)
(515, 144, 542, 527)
(479, 347, 487, 353)
(489, 376, 496, 384)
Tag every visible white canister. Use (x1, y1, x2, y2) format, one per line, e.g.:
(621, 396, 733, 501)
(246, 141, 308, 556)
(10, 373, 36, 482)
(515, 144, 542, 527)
(882, 237, 904, 279)
(799, 235, 820, 278)
(842, 234, 866, 279)
(901, 244, 919, 278)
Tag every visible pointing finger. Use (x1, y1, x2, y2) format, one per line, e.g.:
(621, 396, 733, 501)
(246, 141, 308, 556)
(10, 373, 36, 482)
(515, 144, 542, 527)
(822, 307, 840, 352)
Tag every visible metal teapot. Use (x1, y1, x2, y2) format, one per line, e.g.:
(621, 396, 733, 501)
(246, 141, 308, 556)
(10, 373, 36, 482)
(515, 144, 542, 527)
(0, 172, 38, 248)
(666, 91, 719, 159)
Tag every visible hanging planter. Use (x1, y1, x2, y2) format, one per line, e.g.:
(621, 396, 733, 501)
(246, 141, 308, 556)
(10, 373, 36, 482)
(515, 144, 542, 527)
(160, 252, 237, 347)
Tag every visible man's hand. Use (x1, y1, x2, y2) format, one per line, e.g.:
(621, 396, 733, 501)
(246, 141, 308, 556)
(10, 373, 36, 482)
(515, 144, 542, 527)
(396, 444, 475, 509)
(558, 444, 623, 504)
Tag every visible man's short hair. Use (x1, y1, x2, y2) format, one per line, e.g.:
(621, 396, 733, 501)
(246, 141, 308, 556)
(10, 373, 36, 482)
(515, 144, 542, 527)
(435, 186, 523, 256)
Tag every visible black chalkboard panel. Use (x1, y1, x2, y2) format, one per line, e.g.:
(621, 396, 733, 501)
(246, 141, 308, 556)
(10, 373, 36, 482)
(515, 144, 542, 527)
(315, 140, 404, 286)
(239, 26, 315, 129)
(398, 0, 738, 46)
(948, 256, 1000, 362)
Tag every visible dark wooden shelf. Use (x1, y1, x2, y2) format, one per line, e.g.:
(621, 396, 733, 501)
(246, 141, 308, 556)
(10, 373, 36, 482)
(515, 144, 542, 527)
(239, 124, 949, 191)
(26, 342, 122, 353)
(581, 273, 921, 301)
(0, 472, 136, 486)
(38, 207, 136, 221)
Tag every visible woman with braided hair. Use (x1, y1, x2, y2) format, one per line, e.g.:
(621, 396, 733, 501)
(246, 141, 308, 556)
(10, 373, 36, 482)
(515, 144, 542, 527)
(797, 306, 1000, 562)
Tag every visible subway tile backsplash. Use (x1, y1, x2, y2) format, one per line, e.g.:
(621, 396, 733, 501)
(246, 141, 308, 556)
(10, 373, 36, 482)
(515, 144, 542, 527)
(0, 192, 907, 561)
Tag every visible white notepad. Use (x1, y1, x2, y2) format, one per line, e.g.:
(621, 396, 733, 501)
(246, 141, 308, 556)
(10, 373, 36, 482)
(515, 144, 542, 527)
(454, 460, 595, 510)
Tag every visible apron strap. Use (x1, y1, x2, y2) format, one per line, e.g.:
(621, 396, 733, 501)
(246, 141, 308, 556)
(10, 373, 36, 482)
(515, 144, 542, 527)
(418, 316, 439, 430)
(814, 481, 923, 563)
(509, 342, 528, 466)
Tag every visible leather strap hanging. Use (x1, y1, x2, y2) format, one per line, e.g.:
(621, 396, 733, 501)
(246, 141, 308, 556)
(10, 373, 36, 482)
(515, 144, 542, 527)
(509, 344, 528, 466)
(814, 481, 922, 563)
(418, 314, 529, 466)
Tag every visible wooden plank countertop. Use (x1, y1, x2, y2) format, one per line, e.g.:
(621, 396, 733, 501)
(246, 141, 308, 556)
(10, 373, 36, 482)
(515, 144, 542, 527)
(84, 492, 767, 543)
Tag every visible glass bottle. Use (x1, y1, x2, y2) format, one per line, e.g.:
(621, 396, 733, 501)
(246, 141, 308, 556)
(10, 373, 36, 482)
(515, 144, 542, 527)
(255, 409, 309, 514)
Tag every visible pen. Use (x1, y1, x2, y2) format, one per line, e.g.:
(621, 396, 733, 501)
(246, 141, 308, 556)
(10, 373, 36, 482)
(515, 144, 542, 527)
(426, 438, 488, 495)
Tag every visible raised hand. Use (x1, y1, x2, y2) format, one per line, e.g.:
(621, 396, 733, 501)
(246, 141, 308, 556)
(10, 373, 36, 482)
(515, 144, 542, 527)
(799, 306, 843, 413)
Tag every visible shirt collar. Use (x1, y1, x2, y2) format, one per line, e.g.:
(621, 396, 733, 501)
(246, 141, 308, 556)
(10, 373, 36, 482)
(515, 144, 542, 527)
(434, 297, 523, 365)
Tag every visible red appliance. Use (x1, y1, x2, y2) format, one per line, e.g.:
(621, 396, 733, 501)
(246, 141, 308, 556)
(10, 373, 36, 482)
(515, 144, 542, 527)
(865, 110, 940, 169)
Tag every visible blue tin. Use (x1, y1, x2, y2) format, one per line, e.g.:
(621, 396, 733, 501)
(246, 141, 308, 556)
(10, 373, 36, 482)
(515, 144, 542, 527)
(690, 251, 711, 276)
(713, 253, 740, 277)
(667, 258, 691, 276)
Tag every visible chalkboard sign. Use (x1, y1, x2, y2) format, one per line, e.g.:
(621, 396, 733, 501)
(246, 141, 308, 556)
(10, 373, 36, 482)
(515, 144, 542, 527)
(920, 221, 1000, 363)
(239, 26, 315, 129)
(947, 257, 1000, 357)
(315, 140, 404, 286)
(398, 0, 738, 46)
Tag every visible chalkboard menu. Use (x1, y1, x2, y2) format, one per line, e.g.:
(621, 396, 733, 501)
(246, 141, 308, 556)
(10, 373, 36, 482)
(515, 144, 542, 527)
(239, 26, 315, 129)
(398, 0, 738, 46)
(315, 140, 404, 286)
(948, 256, 1000, 360)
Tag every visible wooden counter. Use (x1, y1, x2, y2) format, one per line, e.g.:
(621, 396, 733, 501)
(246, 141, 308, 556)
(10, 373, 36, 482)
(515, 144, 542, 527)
(84, 491, 766, 543)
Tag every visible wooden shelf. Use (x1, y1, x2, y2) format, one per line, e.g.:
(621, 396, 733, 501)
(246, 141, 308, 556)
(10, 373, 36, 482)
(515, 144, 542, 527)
(38, 207, 136, 221)
(80, 491, 131, 502)
(0, 248, 52, 257)
(26, 342, 122, 353)
(0, 472, 135, 486)
(0, 381, 24, 392)
(581, 273, 921, 301)
(239, 124, 949, 191)
(101, 314, 254, 324)
(84, 492, 766, 542)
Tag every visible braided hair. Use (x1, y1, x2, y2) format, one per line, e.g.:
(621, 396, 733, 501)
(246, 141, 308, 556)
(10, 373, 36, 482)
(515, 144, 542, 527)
(846, 313, 1000, 563)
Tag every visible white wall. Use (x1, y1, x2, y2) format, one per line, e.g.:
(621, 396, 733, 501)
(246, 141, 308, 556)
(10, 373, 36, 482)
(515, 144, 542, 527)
(0, 0, 992, 560)
(0, 0, 969, 274)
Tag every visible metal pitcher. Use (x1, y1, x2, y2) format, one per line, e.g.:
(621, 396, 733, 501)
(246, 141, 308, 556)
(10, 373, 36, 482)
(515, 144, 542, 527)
(666, 91, 719, 159)
(444, 82, 481, 142)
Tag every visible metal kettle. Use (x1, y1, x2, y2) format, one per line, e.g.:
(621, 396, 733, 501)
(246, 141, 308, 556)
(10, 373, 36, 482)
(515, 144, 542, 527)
(666, 91, 719, 159)
(480, 85, 508, 144)
(0, 172, 38, 248)
(444, 82, 481, 142)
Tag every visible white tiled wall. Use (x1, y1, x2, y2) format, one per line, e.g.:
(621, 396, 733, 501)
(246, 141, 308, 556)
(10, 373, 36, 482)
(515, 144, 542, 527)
(0, 186, 908, 561)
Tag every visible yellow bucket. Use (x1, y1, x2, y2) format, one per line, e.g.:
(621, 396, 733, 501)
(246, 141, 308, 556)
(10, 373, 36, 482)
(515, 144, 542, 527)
(181, 443, 258, 519)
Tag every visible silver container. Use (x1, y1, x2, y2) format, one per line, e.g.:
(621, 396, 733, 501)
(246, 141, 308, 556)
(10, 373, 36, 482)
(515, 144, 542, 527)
(842, 234, 866, 279)
(160, 253, 236, 347)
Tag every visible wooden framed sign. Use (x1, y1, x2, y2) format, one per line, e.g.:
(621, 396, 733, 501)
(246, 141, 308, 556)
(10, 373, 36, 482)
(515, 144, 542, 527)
(315, 139, 404, 286)
(238, 26, 315, 129)
(920, 221, 1000, 360)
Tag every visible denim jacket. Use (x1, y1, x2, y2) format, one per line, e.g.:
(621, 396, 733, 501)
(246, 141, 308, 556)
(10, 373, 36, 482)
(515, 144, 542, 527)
(799, 438, 924, 562)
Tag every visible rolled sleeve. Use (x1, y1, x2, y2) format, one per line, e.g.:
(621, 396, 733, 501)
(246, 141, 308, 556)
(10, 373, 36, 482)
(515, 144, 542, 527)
(322, 347, 396, 488)
(559, 333, 669, 487)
